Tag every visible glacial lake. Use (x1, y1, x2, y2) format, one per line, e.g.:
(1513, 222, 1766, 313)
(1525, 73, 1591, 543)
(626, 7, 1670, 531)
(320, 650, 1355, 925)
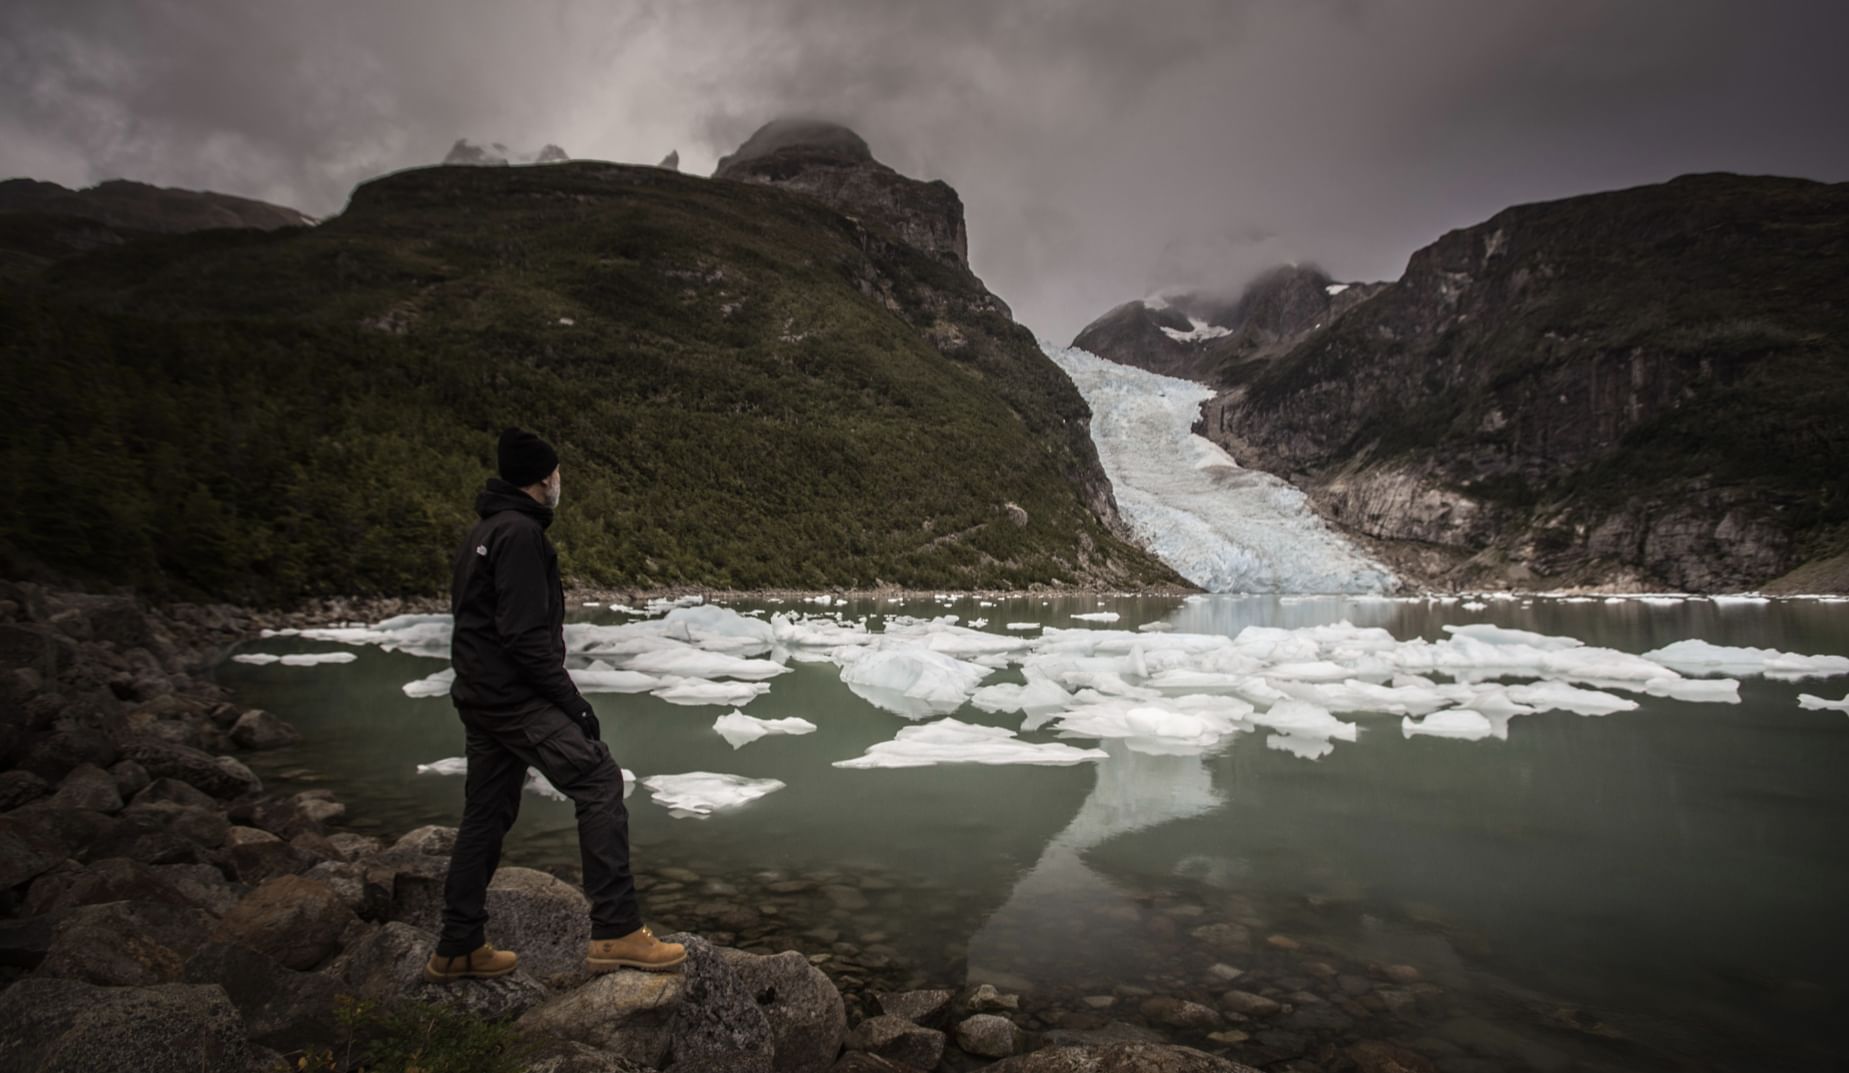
(213, 593, 1849, 1073)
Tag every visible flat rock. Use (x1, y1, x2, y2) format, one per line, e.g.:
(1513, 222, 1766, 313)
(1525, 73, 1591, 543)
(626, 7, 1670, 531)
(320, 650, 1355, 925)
(212, 874, 355, 970)
(843, 1014, 944, 1070)
(955, 1013, 1025, 1057)
(874, 988, 955, 1028)
(516, 963, 687, 1068)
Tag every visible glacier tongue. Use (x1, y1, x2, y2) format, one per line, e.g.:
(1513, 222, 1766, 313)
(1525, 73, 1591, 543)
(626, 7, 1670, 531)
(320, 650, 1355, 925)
(1043, 342, 1395, 594)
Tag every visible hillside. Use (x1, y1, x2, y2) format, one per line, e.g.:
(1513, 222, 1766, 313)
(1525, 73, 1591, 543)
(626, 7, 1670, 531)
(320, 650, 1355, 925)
(1201, 173, 1849, 591)
(0, 177, 314, 233)
(0, 153, 1187, 603)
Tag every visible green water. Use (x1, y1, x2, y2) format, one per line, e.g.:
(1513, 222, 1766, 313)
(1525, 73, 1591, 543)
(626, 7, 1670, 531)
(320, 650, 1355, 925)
(213, 593, 1849, 1072)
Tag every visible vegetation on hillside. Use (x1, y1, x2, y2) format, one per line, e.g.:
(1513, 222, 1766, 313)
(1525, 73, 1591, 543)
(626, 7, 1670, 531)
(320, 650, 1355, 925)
(0, 161, 1184, 604)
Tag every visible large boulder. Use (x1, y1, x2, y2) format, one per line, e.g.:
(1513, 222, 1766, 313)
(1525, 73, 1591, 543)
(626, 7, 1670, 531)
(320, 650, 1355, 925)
(515, 963, 687, 1068)
(662, 931, 776, 1072)
(228, 708, 301, 750)
(954, 1013, 1026, 1058)
(212, 874, 355, 970)
(873, 988, 954, 1029)
(471, 866, 593, 981)
(513, 1036, 657, 1073)
(22, 856, 210, 915)
(717, 946, 847, 1073)
(115, 735, 260, 798)
(43, 762, 123, 812)
(324, 919, 438, 1000)
(0, 813, 68, 891)
(33, 899, 217, 986)
(404, 969, 552, 1022)
(0, 976, 252, 1072)
(182, 940, 345, 1054)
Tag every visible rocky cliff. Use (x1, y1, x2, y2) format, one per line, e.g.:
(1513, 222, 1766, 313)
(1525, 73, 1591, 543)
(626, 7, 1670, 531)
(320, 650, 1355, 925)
(714, 119, 970, 269)
(1200, 173, 1849, 591)
(1071, 265, 1385, 385)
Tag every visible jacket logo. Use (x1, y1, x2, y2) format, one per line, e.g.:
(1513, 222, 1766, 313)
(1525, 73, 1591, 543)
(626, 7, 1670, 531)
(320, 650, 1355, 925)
(476, 544, 488, 556)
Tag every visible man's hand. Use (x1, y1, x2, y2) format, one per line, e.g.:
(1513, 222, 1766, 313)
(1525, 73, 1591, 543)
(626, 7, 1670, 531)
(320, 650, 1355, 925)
(566, 695, 602, 742)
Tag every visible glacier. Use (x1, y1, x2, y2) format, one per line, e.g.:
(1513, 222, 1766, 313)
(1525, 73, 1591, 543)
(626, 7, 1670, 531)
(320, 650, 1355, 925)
(1042, 342, 1396, 594)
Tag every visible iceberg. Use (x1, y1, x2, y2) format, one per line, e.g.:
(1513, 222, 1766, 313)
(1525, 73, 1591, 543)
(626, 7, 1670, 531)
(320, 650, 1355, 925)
(712, 710, 818, 748)
(1072, 611, 1121, 623)
(572, 661, 664, 693)
(832, 717, 1110, 768)
(1642, 640, 1849, 679)
(1798, 693, 1849, 712)
(264, 613, 452, 659)
(403, 666, 456, 697)
(232, 651, 358, 666)
(838, 644, 994, 718)
(650, 677, 771, 707)
(623, 645, 791, 681)
(639, 771, 785, 817)
(1402, 710, 1499, 740)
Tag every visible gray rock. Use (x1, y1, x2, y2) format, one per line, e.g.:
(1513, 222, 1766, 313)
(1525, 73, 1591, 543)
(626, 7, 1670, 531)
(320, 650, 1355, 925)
(717, 946, 848, 1072)
(0, 768, 52, 810)
(406, 968, 551, 1021)
(1140, 995, 1223, 1028)
(108, 759, 150, 799)
(514, 1036, 658, 1073)
(843, 1014, 944, 1070)
(324, 919, 436, 999)
(828, 1054, 930, 1073)
(1189, 922, 1252, 953)
(663, 931, 776, 1072)
(0, 976, 252, 1073)
(302, 859, 368, 915)
(116, 735, 259, 798)
(985, 1043, 1264, 1072)
(325, 831, 384, 861)
(1219, 989, 1282, 1017)
(229, 708, 301, 750)
(515, 963, 687, 1068)
(34, 899, 215, 986)
(22, 856, 205, 916)
(128, 777, 218, 810)
(965, 982, 1020, 1012)
(212, 874, 356, 970)
(477, 866, 592, 980)
(1036, 1022, 1166, 1048)
(182, 940, 344, 1053)
(46, 762, 123, 812)
(0, 814, 73, 890)
(954, 1013, 1025, 1057)
(873, 988, 954, 1029)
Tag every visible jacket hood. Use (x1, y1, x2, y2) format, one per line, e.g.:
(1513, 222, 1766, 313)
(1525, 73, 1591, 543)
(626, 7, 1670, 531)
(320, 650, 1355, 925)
(475, 476, 554, 528)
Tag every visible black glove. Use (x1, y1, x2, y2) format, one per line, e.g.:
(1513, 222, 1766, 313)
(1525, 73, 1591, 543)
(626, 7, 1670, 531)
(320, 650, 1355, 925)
(566, 695, 602, 742)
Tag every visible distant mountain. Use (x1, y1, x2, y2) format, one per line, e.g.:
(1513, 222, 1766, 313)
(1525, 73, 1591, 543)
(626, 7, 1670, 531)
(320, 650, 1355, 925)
(0, 177, 313, 233)
(442, 139, 570, 166)
(1071, 264, 1386, 384)
(0, 128, 1184, 601)
(714, 118, 970, 270)
(1202, 173, 1849, 592)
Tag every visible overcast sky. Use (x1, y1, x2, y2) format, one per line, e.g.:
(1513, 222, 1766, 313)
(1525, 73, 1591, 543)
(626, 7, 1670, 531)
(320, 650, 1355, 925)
(4, 0, 1846, 340)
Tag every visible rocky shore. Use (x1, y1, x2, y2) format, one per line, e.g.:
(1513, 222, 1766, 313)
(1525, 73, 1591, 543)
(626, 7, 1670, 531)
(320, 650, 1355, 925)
(0, 579, 1272, 1073)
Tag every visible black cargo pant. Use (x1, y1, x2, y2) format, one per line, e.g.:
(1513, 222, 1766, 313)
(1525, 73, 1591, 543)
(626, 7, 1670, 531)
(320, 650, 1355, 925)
(434, 697, 643, 956)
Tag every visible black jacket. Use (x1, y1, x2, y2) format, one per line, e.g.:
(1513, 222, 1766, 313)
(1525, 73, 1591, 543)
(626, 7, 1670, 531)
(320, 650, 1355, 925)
(449, 477, 586, 715)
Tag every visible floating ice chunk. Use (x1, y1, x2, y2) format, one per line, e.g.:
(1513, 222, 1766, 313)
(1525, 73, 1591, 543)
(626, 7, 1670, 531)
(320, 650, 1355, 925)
(1072, 611, 1121, 622)
(839, 645, 994, 718)
(650, 677, 771, 706)
(1246, 700, 1357, 741)
(418, 756, 637, 801)
(1641, 676, 1740, 703)
(1798, 693, 1849, 711)
(1402, 710, 1497, 740)
(609, 603, 647, 614)
(1461, 601, 1488, 611)
(970, 678, 1072, 713)
(572, 664, 663, 693)
(1266, 734, 1334, 760)
(1138, 621, 1175, 632)
(1709, 594, 1770, 605)
(656, 604, 776, 652)
(1048, 697, 1253, 756)
(1006, 622, 1042, 631)
(232, 650, 359, 666)
(624, 645, 791, 681)
(1503, 681, 1638, 716)
(403, 666, 456, 697)
(1264, 660, 1353, 682)
(415, 757, 469, 775)
(770, 612, 874, 648)
(1443, 624, 1583, 651)
(265, 613, 453, 658)
(712, 710, 818, 748)
(1642, 640, 1849, 679)
(832, 717, 1109, 768)
(1278, 678, 1454, 716)
(640, 771, 785, 817)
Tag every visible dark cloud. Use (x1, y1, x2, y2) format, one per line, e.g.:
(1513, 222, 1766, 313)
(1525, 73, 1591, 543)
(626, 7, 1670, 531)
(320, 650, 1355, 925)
(3, 0, 1845, 340)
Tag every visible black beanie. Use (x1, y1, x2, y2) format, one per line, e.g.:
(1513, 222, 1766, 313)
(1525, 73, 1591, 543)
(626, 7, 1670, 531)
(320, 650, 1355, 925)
(497, 426, 559, 487)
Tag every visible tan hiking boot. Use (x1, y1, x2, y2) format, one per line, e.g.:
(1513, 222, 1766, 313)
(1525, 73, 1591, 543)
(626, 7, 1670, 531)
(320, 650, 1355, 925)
(586, 924, 686, 972)
(423, 941, 518, 983)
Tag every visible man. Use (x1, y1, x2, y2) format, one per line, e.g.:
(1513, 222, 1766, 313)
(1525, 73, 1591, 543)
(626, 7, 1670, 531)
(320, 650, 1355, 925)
(424, 426, 686, 982)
